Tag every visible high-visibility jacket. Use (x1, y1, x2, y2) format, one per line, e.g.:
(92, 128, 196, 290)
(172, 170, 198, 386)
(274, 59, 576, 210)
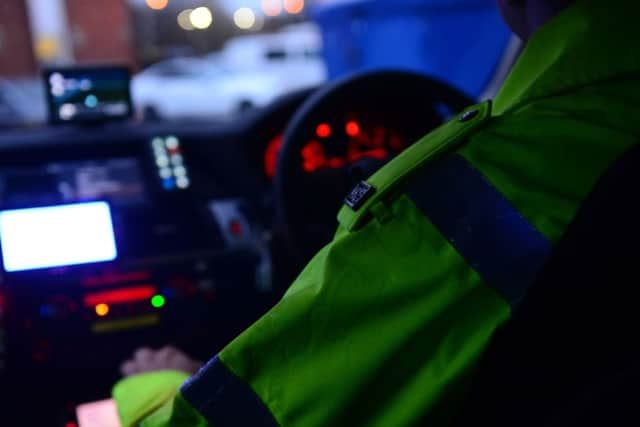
(113, 0, 640, 425)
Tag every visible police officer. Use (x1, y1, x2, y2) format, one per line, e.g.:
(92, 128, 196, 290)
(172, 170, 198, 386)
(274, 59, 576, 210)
(115, 0, 640, 425)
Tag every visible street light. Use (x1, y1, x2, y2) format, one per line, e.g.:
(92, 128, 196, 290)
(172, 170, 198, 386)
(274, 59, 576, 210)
(145, 0, 169, 11)
(284, 0, 304, 14)
(262, 0, 283, 17)
(234, 8, 256, 30)
(190, 6, 213, 30)
(177, 9, 195, 30)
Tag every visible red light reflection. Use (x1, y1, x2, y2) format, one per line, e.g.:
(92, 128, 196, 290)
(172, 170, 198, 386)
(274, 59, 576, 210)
(229, 220, 243, 236)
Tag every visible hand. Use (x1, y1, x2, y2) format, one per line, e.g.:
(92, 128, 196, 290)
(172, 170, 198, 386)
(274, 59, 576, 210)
(120, 346, 203, 377)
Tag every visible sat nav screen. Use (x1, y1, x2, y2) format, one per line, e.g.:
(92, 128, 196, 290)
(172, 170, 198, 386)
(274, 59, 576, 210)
(0, 202, 118, 273)
(0, 158, 145, 207)
(44, 67, 132, 123)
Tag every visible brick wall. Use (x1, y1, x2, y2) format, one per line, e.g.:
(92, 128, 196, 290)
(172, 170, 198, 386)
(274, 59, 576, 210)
(65, 0, 136, 67)
(0, 0, 37, 77)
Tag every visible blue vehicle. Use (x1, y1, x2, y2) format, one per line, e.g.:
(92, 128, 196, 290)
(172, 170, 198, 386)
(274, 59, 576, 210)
(312, 0, 513, 97)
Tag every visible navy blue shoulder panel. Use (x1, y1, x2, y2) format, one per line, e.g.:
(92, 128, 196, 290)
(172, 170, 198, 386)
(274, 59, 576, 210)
(181, 355, 279, 427)
(408, 154, 552, 306)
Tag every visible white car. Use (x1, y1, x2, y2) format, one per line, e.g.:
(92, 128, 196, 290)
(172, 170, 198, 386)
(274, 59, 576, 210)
(131, 24, 327, 121)
(216, 23, 327, 96)
(131, 57, 281, 120)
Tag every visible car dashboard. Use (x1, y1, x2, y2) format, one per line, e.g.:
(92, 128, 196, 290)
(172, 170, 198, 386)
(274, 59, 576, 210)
(0, 73, 453, 424)
(0, 90, 308, 424)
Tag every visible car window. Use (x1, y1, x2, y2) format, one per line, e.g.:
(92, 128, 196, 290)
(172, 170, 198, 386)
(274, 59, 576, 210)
(0, 0, 328, 126)
(0, 0, 511, 127)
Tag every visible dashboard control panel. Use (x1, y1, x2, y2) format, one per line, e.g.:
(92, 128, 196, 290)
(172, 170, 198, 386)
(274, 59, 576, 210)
(0, 134, 275, 402)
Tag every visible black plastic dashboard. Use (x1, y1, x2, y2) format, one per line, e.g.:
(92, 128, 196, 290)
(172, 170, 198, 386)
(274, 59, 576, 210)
(0, 89, 312, 425)
(0, 73, 460, 424)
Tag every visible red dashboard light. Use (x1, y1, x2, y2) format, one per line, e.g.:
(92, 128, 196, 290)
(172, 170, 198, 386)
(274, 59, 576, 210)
(345, 121, 360, 137)
(316, 123, 332, 138)
(84, 285, 157, 307)
(328, 158, 346, 168)
(301, 140, 327, 173)
(303, 162, 315, 173)
(264, 135, 283, 180)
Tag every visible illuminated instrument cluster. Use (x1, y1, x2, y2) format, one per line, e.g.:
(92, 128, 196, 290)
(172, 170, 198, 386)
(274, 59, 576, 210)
(263, 117, 405, 180)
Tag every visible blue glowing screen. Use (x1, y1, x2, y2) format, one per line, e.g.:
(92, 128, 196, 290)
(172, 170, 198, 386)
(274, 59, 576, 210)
(0, 202, 117, 272)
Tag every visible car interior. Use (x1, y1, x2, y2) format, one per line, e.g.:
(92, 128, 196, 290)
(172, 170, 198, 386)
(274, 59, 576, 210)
(0, 1, 635, 426)
(0, 64, 477, 424)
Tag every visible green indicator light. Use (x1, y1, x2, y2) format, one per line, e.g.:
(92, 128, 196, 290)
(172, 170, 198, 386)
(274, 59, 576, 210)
(151, 294, 166, 308)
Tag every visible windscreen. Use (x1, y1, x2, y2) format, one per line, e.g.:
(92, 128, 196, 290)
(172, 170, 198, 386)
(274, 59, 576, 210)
(0, 1, 326, 128)
(0, 201, 118, 272)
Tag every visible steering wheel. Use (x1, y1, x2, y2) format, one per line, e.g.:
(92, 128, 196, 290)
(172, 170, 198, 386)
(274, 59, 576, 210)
(274, 70, 474, 262)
